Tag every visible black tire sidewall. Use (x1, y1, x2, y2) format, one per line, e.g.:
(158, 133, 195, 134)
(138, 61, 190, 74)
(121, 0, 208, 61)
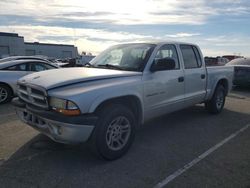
(0, 84, 12, 104)
(93, 104, 136, 160)
(208, 85, 226, 114)
(214, 85, 225, 111)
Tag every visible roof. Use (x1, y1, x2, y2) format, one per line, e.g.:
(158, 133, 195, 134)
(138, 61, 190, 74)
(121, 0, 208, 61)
(0, 56, 50, 63)
(0, 59, 57, 69)
(0, 32, 23, 38)
(25, 42, 75, 47)
(227, 58, 250, 66)
(116, 41, 198, 46)
(154, 41, 198, 46)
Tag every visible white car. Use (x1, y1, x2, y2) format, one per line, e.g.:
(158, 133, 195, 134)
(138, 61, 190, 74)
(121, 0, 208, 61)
(0, 59, 58, 103)
(0, 55, 52, 63)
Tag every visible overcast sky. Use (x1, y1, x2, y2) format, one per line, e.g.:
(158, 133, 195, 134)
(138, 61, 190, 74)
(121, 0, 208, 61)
(0, 0, 250, 56)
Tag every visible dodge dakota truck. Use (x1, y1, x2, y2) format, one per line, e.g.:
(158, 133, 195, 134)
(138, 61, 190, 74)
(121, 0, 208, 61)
(12, 42, 234, 160)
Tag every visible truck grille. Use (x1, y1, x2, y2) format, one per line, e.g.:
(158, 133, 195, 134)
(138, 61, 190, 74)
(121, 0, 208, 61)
(18, 84, 48, 109)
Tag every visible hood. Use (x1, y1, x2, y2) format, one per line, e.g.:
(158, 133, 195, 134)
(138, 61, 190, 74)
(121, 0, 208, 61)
(18, 67, 142, 90)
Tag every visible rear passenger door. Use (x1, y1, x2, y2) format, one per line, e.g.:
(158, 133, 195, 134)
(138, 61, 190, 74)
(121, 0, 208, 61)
(180, 45, 206, 105)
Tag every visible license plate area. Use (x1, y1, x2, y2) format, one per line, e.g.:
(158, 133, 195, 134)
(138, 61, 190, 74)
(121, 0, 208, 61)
(22, 111, 47, 129)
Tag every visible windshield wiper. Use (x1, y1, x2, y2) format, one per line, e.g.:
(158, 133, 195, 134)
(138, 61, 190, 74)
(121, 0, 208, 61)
(96, 64, 123, 70)
(84, 62, 95, 67)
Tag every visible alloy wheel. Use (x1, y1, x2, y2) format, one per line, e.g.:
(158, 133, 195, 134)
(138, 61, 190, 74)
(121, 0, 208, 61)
(0, 87, 8, 103)
(105, 116, 131, 151)
(216, 90, 224, 109)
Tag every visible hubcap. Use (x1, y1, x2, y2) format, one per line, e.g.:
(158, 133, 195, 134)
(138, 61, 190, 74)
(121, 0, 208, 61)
(105, 116, 131, 151)
(216, 90, 224, 109)
(0, 87, 8, 103)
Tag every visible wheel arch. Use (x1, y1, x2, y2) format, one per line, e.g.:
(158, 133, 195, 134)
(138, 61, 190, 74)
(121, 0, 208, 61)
(215, 78, 229, 95)
(92, 95, 144, 127)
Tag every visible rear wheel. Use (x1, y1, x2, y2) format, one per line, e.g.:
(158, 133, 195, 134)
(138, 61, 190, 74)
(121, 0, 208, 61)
(205, 85, 226, 114)
(0, 84, 12, 104)
(89, 104, 136, 160)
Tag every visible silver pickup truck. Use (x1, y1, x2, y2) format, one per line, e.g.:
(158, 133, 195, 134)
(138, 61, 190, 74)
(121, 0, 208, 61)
(13, 42, 233, 160)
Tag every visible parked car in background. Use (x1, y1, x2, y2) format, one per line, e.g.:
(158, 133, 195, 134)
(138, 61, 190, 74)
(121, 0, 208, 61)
(49, 59, 70, 67)
(76, 55, 95, 66)
(0, 56, 52, 63)
(13, 42, 233, 160)
(0, 59, 58, 104)
(222, 55, 243, 61)
(205, 56, 229, 66)
(226, 58, 250, 87)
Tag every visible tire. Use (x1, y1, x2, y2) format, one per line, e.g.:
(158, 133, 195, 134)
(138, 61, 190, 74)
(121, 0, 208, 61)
(89, 104, 136, 160)
(0, 84, 12, 104)
(205, 85, 226, 114)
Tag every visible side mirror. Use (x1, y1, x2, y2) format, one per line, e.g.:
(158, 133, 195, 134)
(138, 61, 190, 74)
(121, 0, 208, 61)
(150, 58, 176, 72)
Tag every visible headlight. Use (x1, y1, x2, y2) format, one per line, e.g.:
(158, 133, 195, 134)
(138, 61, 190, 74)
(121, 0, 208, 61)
(49, 97, 81, 116)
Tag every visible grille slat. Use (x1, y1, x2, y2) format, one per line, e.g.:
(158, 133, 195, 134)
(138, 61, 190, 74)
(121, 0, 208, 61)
(30, 93, 45, 100)
(18, 84, 48, 109)
(19, 89, 28, 95)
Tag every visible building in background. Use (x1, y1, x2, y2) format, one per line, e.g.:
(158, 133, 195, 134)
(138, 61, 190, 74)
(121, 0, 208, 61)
(0, 32, 78, 59)
(25, 42, 78, 59)
(0, 32, 25, 57)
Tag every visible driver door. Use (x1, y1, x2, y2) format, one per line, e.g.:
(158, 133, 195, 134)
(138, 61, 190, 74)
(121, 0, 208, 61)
(143, 44, 185, 120)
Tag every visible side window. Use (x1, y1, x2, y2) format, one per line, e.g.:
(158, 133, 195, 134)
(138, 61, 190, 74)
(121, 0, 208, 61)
(155, 44, 180, 69)
(31, 63, 47, 72)
(180, 45, 199, 69)
(192, 46, 202, 67)
(43, 63, 56, 69)
(5, 63, 28, 71)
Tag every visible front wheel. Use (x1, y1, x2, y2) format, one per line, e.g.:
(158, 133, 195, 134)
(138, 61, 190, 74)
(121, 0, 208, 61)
(89, 104, 136, 160)
(205, 85, 226, 114)
(0, 84, 12, 104)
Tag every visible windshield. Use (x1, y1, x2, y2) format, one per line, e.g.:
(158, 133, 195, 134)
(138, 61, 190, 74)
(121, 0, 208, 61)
(90, 43, 156, 72)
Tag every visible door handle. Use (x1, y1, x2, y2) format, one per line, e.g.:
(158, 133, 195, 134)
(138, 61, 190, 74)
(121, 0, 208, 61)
(178, 76, 184, 82)
(201, 74, 206, 79)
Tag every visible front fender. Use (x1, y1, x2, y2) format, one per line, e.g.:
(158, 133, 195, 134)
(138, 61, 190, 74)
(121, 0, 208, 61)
(88, 90, 143, 113)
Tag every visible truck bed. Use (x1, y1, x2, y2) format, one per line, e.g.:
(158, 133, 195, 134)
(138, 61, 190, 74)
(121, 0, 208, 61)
(206, 66, 234, 100)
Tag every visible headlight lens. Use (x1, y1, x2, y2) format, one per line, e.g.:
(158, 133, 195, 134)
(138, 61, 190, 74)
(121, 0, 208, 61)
(50, 97, 67, 109)
(49, 97, 80, 116)
(67, 100, 79, 110)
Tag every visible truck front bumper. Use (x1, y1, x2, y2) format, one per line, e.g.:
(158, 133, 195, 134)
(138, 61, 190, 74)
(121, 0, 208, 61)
(13, 98, 97, 144)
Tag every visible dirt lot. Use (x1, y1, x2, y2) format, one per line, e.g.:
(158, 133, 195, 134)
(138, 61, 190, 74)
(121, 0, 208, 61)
(0, 87, 250, 188)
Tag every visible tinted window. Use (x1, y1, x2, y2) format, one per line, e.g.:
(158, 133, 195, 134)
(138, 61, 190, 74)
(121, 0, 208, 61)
(43, 63, 56, 69)
(155, 44, 180, 69)
(5, 63, 28, 71)
(180, 45, 199, 69)
(31, 63, 47, 72)
(30, 62, 56, 72)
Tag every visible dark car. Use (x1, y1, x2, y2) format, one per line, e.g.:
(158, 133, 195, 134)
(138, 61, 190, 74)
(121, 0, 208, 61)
(205, 56, 229, 66)
(226, 58, 250, 87)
